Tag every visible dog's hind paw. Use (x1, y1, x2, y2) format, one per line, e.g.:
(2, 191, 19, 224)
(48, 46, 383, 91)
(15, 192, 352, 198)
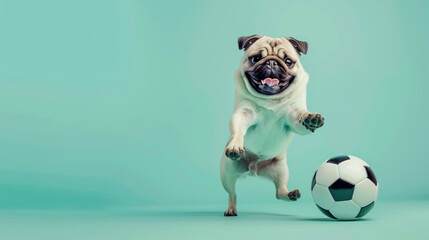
(224, 208, 237, 217)
(288, 189, 301, 201)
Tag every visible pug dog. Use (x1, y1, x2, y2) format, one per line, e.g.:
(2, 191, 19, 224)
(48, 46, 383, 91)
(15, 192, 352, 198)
(220, 35, 324, 216)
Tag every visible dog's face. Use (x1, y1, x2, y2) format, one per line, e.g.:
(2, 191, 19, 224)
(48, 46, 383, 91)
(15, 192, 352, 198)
(238, 35, 308, 97)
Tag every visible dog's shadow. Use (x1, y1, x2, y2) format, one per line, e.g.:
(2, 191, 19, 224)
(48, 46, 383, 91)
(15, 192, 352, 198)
(139, 210, 362, 222)
(135, 210, 290, 218)
(126, 210, 371, 222)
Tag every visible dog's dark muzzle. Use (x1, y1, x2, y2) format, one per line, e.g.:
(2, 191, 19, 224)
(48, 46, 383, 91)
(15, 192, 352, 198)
(245, 59, 293, 95)
(253, 59, 285, 80)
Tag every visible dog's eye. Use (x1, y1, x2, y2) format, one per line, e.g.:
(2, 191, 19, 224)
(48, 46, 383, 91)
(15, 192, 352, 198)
(285, 58, 293, 67)
(249, 55, 261, 64)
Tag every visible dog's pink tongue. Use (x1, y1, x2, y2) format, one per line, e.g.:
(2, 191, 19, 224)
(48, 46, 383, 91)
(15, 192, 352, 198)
(261, 78, 279, 87)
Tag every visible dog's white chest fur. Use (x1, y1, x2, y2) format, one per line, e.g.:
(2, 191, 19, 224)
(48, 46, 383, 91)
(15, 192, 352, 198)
(244, 108, 293, 159)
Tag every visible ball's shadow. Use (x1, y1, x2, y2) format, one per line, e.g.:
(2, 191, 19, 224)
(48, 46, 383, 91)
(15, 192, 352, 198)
(297, 217, 372, 222)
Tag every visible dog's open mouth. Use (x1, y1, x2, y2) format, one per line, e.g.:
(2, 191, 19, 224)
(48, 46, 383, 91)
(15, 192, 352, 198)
(246, 73, 293, 95)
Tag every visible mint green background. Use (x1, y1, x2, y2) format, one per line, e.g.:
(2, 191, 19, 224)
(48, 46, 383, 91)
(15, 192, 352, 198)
(0, 202, 428, 240)
(0, 1, 428, 238)
(1, 0, 428, 208)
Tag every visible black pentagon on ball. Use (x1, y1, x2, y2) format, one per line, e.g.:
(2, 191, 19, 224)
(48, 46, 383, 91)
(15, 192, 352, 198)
(316, 204, 337, 219)
(326, 155, 350, 164)
(364, 166, 377, 186)
(311, 171, 317, 191)
(356, 202, 375, 218)
(329, 179, 355, 201)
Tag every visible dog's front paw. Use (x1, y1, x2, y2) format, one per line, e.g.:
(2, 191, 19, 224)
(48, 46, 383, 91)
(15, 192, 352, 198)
(224, 208, 237, 216)
(225, 140, 245, 160)
(301, 113, 324, 132)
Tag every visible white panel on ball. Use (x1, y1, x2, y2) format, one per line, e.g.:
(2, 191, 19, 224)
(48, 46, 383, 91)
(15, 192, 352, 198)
(330, 200, 361, 220)
(348, 155, 369, 167)
(311, 184, 335, 209)
(315, 163, 339, 187)
(352, 179, 378, 207)
(338, 160, 367, 185)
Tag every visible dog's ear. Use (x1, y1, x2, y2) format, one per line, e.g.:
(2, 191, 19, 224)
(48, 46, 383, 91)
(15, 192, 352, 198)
(286, 37, 308, 55)
(238, 35, 262, 51)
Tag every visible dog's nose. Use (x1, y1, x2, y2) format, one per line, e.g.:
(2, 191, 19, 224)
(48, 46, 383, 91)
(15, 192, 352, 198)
(265, 60, 278, 68)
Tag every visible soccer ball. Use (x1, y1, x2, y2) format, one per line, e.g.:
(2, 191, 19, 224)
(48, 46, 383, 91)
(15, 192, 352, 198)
(311, 155, 378, 220)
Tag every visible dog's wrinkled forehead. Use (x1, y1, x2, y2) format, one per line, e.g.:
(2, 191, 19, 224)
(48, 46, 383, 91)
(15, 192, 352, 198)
(239, 35, 308, 63)
(248, 37, 298, 61)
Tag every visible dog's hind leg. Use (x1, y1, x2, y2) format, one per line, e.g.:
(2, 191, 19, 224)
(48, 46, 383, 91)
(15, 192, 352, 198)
(220, 154, 245, 216)
(257, 152, 301, 201)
